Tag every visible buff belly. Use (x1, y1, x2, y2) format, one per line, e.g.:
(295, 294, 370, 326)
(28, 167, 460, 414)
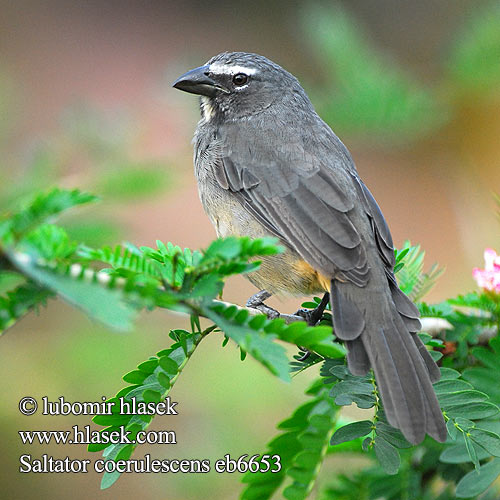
(199, 182, 329, 296)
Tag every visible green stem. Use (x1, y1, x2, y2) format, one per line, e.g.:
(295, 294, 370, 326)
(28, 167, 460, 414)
(302, 394, 340, 498)
(369, 373, 381, 447)
(167, 325, 214, 388)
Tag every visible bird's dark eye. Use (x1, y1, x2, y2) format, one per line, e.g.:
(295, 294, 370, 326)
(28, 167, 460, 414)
(232, 73, 248, 86)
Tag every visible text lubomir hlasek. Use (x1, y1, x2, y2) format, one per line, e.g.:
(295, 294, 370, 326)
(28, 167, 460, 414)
(41, 396, 178, 416)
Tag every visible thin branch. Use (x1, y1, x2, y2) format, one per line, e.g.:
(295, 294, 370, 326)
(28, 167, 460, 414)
(5, 250, 466, 335)
(420, 317, 454, 336)
(0, 250, 17, 273)
(211, 299, 305, 324)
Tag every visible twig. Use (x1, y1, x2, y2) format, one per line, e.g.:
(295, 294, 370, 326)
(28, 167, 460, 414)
(0, 250, 16, 272)
(212, 300, 456, 335)
(6, 250, 463, 335)
(212, 299, 305, 324)
(420, 317, 454, 336)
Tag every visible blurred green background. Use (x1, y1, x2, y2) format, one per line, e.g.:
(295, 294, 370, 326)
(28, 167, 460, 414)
(1, 1, 499, 498)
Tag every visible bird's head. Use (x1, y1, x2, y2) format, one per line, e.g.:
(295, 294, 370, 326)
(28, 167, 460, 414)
(172, 52, 308, 121)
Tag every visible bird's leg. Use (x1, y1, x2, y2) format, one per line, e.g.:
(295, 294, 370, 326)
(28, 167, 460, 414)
(295, 292, 330, 362)
(246, 290, 280, 319)
(295, 292, 330, 326)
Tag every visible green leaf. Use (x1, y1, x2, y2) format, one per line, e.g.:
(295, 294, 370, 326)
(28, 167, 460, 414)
(438, 390, 489, 407)
(190, 274, 222, 299)
(157, 372, 170, 389)
(375, 421, 412, 449)
(440, 440, 491, 464)
(455, 457, 500, 498)
(0, 187, 97, 243)
(373, 437, 400, 475)
(439, 367, 461, 380)
(393, 262, 404, 273)
(158, 356, 179, 375)
(446, 419, 459, 441)
(394, 242, 444, 300)
(100, 469, 121, 490)
(0, 280, 52, 335)
(204, 305, 290, 382)
(330, 376, 375, 409)
(434, 379, 474, 394)
(204, 237, 242, 259)
(137, 359, 159, 374)
(464, 433, 479, 470)
(330, 420, 373, 445)
(301, 301, 320, 309)
(469, 428, 500, 457)
(395, 247, 409, 264)
(241, 382, 338, 500)
(446, 402, 499, 420)
(454, 417, 475, 431)
(10, 253, 136, 331)
(93, 331, 204, 489)
(142, 389, 161, 403)
(122, 370, 147, 384)
(22, 224, 77, 260)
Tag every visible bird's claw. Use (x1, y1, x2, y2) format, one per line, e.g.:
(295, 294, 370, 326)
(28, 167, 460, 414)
(296, 347, 311, 362)
(294, 308, 316, 325)
(294, 292, 330, 326)
(294, 293, 330, 361)
(246, 290, 280, 320)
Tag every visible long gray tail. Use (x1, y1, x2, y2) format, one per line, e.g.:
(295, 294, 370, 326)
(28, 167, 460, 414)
(331, 277, 447, 445)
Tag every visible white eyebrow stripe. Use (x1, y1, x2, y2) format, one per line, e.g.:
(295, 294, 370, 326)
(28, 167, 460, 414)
(209, 63, 258, 76)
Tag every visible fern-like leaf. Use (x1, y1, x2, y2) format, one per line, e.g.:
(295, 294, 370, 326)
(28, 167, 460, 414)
(396, 241, 444, 301)
(0, 280, 53, 335)
(0, 188, 97, 244)
(241, 379, 339, 500)
(91, 328, 208, 489)
(205, 302, 345, 382)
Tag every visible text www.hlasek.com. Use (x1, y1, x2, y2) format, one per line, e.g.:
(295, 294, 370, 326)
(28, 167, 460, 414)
(19, 425, 175, 446)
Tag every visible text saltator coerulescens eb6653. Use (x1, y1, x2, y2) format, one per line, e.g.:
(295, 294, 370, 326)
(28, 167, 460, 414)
(172, 51, 447, 445)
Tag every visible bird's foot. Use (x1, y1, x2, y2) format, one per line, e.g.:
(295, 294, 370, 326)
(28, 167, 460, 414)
(246, 290, 280, 320)
(294, 293, 330, 361)
(296, 348, 312, 362)
(294, 292, 330, 326)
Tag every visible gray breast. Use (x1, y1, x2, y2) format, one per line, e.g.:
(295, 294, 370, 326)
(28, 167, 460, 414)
(193, 125, 252, 239)
(192, 121, 326, 296)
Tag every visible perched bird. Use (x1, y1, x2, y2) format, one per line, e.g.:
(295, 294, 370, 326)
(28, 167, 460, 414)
(173, 52, 447, 444)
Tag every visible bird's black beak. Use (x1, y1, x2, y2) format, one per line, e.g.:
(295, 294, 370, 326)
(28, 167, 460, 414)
(172, 65, 229, 97)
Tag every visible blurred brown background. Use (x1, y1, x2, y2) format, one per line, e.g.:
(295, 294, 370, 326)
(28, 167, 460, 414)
(1, 1, 499, 499)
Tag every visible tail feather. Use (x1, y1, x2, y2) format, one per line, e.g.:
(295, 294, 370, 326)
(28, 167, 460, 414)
(331, 281, 365, 340)
(369, 345, 398, 425)
(399, 319, 447, 442)
(331, 279, 447, 444)
(387, 274, 422, 332)
(422, 391, 448, 442)
(345, 339, 370, 376)
(363, 320, 427, 444)
(412, 333, 441, 383)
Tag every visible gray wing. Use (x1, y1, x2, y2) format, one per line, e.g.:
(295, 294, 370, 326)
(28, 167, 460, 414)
(213, 128, 422, 332)
(214, 151, 372, 287)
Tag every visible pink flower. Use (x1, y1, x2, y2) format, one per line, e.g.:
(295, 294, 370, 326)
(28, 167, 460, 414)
(473, 248, 500, 293)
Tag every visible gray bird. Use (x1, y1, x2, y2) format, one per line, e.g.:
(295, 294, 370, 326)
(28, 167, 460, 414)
(173, 51, 447, 444)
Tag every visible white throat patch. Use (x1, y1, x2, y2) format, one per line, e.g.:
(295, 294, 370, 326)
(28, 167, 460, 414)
(200, 96, 215, 121)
